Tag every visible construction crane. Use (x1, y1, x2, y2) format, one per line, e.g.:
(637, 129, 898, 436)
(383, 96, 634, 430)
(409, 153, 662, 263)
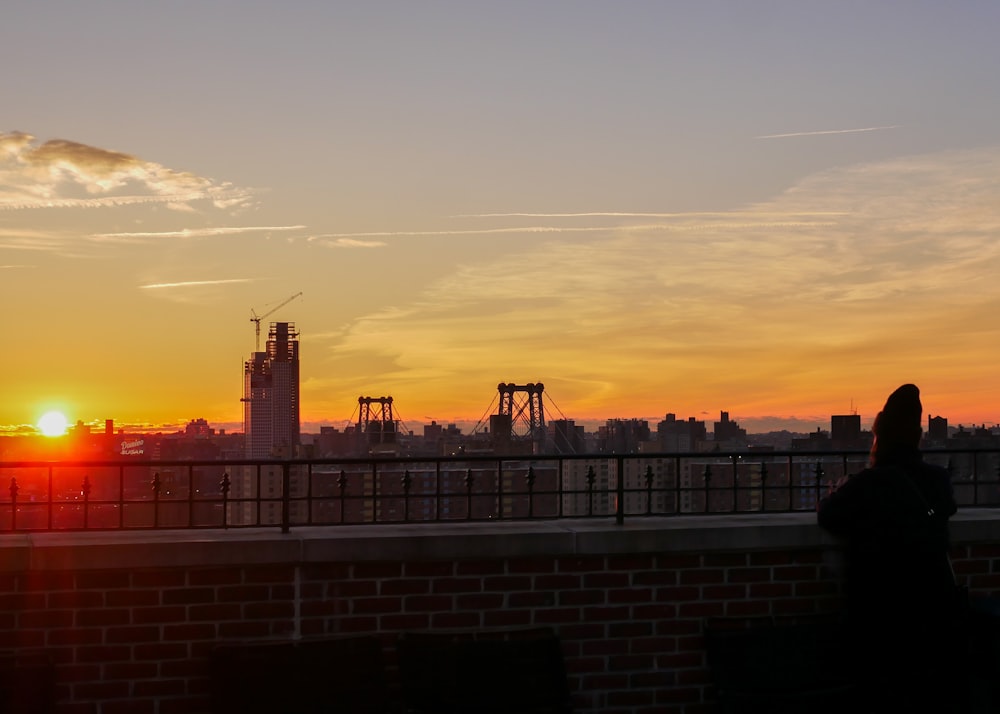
(250, 292, 302, 351)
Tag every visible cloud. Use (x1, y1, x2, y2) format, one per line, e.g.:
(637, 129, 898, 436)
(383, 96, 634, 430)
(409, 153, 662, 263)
(139, 278, 257, 289)
(319, 237, 387, 248)
(0, 131, 253, 212)
(317, 146, 1000, 421)
(91, 225, 306, 242)
(756, 125, 900, 139)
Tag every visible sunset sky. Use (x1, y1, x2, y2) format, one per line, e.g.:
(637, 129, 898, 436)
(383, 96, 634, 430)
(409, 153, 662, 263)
(3, 1, 1000, 435)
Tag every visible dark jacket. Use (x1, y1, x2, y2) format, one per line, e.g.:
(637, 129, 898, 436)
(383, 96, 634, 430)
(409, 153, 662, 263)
(817, 447, 957, 622)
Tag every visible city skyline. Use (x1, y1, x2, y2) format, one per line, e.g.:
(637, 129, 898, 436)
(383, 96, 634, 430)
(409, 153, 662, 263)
(4, 3, 1000, 434)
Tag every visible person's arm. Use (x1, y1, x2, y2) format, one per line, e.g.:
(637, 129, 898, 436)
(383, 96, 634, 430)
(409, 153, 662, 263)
(817, 472, 867, 537)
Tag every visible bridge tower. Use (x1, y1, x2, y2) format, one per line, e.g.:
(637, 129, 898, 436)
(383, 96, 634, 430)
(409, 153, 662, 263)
(493, 382, 546, 450)
(357, 396, 397, 451)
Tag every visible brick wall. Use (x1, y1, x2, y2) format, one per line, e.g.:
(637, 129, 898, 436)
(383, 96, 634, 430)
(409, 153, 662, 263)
(2, 513, 998, 714)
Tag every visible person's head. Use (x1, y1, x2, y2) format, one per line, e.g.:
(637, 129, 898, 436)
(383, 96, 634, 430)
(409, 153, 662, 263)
(870, 383, 923, 465)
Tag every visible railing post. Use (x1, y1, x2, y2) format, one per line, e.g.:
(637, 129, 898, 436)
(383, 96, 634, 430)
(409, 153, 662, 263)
(151, 472, 161, 528)
(703, 464, 712, 513)
(337, 470, 347, 524)
(9, 477, 17, 531)
(464, 468, 474, 520)
(615, 456, 625, 525)
(759, 462, 768, 512)
(526, 466, 536, 519)
(496, 459, 504, 520)
(281, 462, 291, 533)
(645, 465, 654, 515)
(402, 469, 411, 522)
(731, 455, 739, 512)
(220, 472, 231, 528)
(82, 475, 91, 529)
(815, 461, 825, 509)
(586, 466, 596, 517)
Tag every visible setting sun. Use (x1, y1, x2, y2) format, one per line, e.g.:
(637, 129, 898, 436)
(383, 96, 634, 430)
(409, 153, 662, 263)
(38, 410, 69, 437)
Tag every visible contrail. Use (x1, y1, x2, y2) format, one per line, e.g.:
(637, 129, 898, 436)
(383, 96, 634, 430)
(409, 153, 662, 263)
(756, 125, 900, 139)
(139, 278, 256, 289)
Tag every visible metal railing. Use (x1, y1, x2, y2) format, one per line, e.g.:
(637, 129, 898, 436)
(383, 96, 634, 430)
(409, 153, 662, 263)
(1, 448, 998, 532)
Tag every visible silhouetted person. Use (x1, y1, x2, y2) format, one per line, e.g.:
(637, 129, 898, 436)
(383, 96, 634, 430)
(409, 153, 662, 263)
(818, 384, 965, 713)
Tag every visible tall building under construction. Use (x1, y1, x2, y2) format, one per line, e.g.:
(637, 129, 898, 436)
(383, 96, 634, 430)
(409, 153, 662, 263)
(242, 321, 300, 458)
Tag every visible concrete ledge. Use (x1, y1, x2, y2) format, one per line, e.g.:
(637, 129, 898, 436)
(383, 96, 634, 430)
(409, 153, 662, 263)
(2, 509, 998, 572)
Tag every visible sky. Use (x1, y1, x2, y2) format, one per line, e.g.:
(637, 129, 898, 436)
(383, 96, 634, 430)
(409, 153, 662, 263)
(3, 1, 1000, 435)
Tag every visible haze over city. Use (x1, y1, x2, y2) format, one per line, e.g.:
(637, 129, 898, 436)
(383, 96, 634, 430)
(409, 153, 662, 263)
(3, 2, 1000, 436)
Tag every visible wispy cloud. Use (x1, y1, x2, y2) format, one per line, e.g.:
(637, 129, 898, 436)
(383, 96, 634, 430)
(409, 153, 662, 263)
(755, 125, 900, 139)
(309, 218, 838, 241)
(0, 131, 253, 212)
(319, 238, 387, 248)
(139, 278, 257, 289)
(91, 225, 305, 242)
(0, 264, 34, 269)
(317, 146, 1000, 421)
(451, 211, 847, 218)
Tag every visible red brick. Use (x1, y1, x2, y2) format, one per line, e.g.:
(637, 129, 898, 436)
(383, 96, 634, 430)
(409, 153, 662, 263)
(330, 616, 378, 633)
(19, 609, 74, 628)
(189, 568, 242, 585)
(243, 601, 294, 619)
(132, 570, 187, 588)
(326, 580, 377, 598)
(559, 590, 604, 606)
(189, 603, 233, 622)
(608, 653, 656, 671)
(582, 605, 631, 622)
(533, 574, 580, 590)
(725, 599, 771, 617)
(352, 563, 402, 579)
(107, 589, 159, 607)
(302, 563, 352, 580)
(656, 554, 701, 569)
(431, 578, 483, 594)
(380, 579, 430, 596)
(132, 606, 187, 625)
(678, 602, 724, 618)
(608, 555, 655, 570)
(163, 623, 217, 641)
(583, 572, 630, 588)
(679, 570, 724, 585)
(73, 680, 131, 699)
(133, 678, 188, 697)
(76, 572, 131, 590)
(484, 575, 534, 591)
(134, 643, 187, 661)
(509, 591, 552, 608)
(101, 700, 155, 714)
(508, 558, 555, 574)
(47, 628, 104, 646)
(727, 567, 771, 583)
(218, 621, 271, 638)
(483, 609, 532, 627)
(749, 582, 793, 598)
(48, 590, 105, 608)
(105, 625, 160, 644)
(352, 597, 402, 615)
(608, 587, 654, 604)
(703, 553, 746, 567)
(455, 560, 505, 575)
(76, 608, 131, 627)
(431, 612, 481, 628)
(557, 557, 606, 573)
(379, 613, 430, 630)
(608, 621, 653, 638)
(74, 645, 132, 664)
(658, 586, 700, 602)
(103, 662, 158, 680)
(456, 593, 504, 610)
(534, 608, 580, 624)
(702, 585, 746, 600)
(22, 571, 75, 591)
(404, 595, 453, 612)
(244, 565, 296, 583)
(403, 561, 453, 577)
(633, 570, 677, 586)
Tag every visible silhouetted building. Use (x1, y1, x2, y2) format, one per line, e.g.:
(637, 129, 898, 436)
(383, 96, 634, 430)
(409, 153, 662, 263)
(242, 322, 300, 458)
(656, 414, 707, 452)
(713, 411, 747, 447)
(927, 415, 948, 443)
